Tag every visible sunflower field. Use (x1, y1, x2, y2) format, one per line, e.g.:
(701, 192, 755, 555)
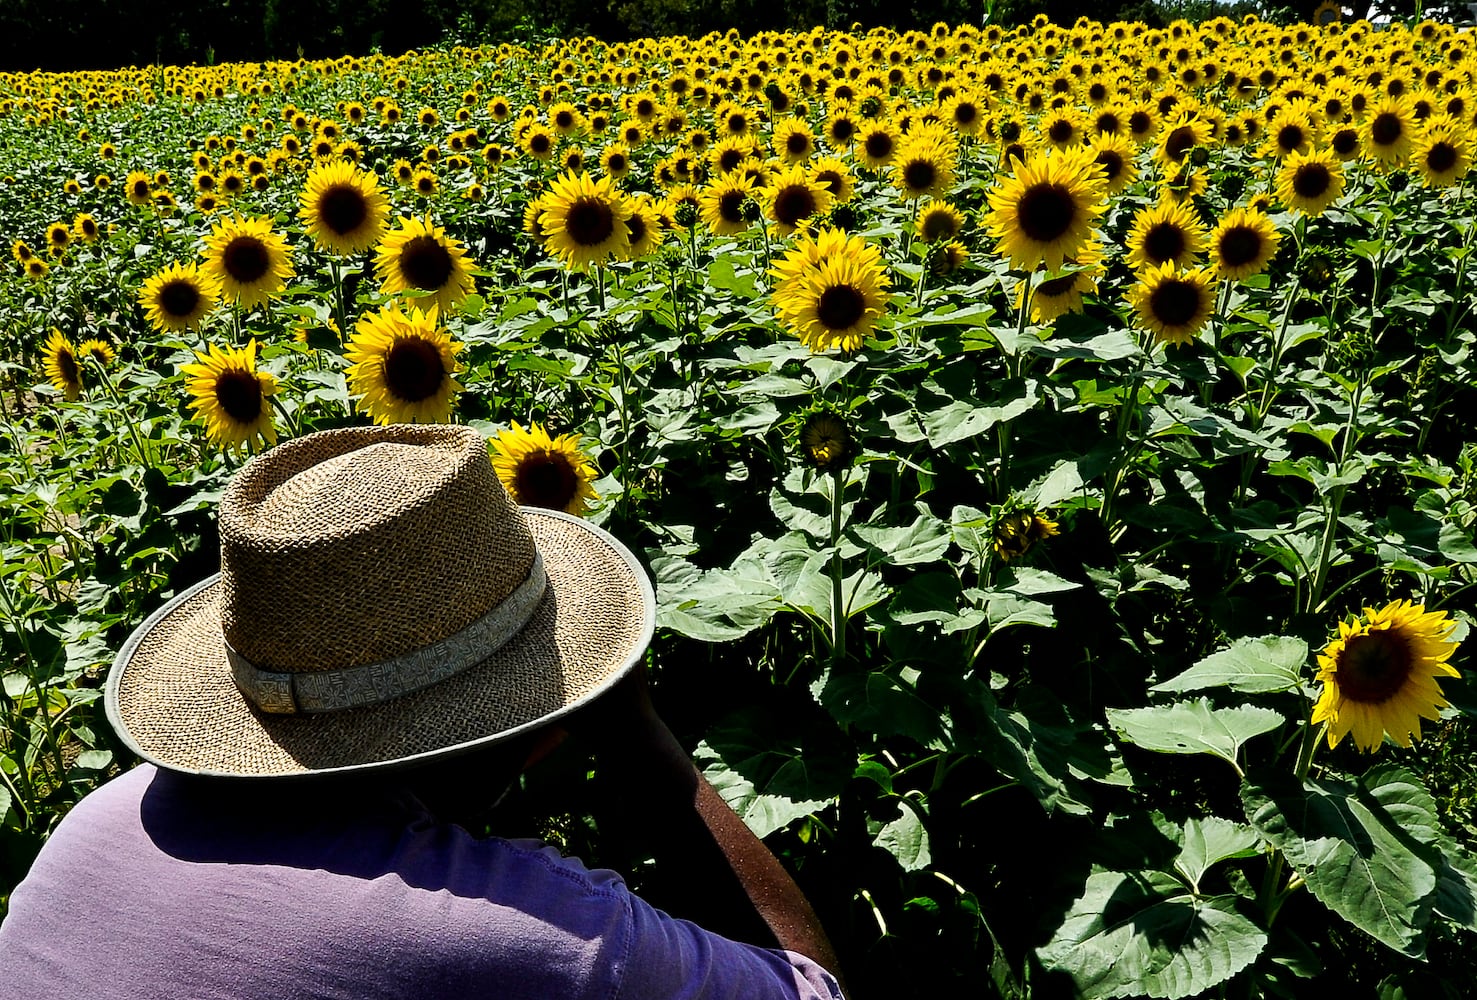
(5, 12, 1477, 997)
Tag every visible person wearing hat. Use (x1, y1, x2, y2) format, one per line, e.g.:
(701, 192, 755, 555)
(0, 425, 846, 999)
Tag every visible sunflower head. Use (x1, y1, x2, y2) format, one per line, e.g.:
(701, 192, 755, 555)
(1312, 600, 1462, 752)
(298, 160, 390, 256)
(538, 171, 632, 270)
(203, 216, 295, 309)
(985, 145, 1106, 273)
(489, 421, 600, 515)
(345, 304, 464, 426)
(373, 215, 477, 313)
(994, 509, 1060, 562)
(43, 328, 83, 401)
(798, 406, 854, 470)
(139, 261, 220, 333)
(180, 338, 278, 452)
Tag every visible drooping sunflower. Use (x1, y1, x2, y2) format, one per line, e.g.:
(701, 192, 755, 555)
(1129, 262, 1219, 347)
(180, 338, 278, 451)
(297, 160, 390, 256)
(994, 510, 1060, 562)
(202, 216, 295, 309)
(373, 215, 477, 313)
(1275, 149, 1346, 216)
(77, 338, 116, 366)
(1209, 207, 1281, 281)
(138, 261, 219, 333)
(42, 328, 83, 401)
(538, 171, 632, 270)
(798, 408, 853, 469)
(985, 145, 1106, 272)
(1412, 121, 1472, 187)
(345, 304, 464, 426)
(771, 234, 891, 354)
(1155, 112, 1213, 168)
(1018, 241, 1104, 324)
(489, 421, 600, 515)
(763, 163, 833, 236)
(1126, 198, 1208, 274)
(1311, 600, 1461, 752)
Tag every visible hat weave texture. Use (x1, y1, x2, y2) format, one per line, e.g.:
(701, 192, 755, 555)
(106, 424, 653, 777)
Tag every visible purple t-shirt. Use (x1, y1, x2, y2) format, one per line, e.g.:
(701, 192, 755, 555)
(0, 765, 843, 1000)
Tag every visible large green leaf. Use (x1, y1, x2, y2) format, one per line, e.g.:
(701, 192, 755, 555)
(814, 667, 945, 746)
(1106, 699, 1284, 768)
(1037, 870, 1267, 999)
(850, 513, 951, 566)
(1151, 636, 1309, 695)
(1242, 767, 1440, 955)
(874, 806, 931, 872)
(1174, 817, 1263, 893)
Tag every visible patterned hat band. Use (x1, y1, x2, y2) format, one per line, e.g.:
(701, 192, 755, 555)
(227, 554, 548, 715)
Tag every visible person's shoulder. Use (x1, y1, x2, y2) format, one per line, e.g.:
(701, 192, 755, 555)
(481, 835, 630, 896)
(59, 762, 157, 826)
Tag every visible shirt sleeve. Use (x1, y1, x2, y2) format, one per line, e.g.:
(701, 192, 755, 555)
(613, 887, 845, 1000)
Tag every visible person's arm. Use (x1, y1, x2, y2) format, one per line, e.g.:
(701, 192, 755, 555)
(568, 671, 846, 991)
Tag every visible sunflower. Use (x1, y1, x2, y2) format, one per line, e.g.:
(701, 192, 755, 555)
(1209, 207, 1281, 281)
(1275, 149, 1345, 216)
(619, 195, 664, 260)
(1129, 262, 1219, 347)
(138, 261, 219, 333)
(773, 118, 817, 163)
(771, 232, 891, 354)
(42, 328, 83, 401)
(1155, 112, 1212, 168)
(600, 142, 633, 179)
(799, 409, 853, 469)
(345, 304, 464, 426)
(1018, 241, 1103, 324)
(763, 163, 833, 236)
(202, 216, 295, 309)
(700, 172, 756, 236)
(411, 169, 439, 198)
(373, 216, 477, 313)
(1126, 198, 1208, 274)
(1311, 600, 1461, 752)
(46, 222, 70, 252)
(1412, 121, 1472, 187)
(891, 139, 956, 200)
(77, 338, 116, 366)
(25, 258, 48, 280)
(180, 338, 278, 451)
(929, 240, 969, 277)
(538, 171, 631, 270)
(916, 200, 964, 243)
(298, 160, 390, 256)
(73, 213, 100, 242)
(811, 156, 856, 203)
(1087, 133, 1138, 195)
(489, 421, 600, 515)
(986, 145, 1106, 273)
(1364, 94, 1416, 166)
(857, 120, 899, 168)
(124, 170, 153, 206)
(994, 510, 1060, 562)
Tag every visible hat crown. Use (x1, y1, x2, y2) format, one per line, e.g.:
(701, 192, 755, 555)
(218, 425, 534, 674)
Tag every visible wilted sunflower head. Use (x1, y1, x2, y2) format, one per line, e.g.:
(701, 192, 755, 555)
(994, 509, 1060, 562)
(489, 421, 600, 515)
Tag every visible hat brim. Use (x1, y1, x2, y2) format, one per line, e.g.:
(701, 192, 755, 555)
(105, 509, 654, 778)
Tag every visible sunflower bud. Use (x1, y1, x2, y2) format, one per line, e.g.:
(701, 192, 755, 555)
(1386, 169, 1411, 193)
(859, 95, 882, 118)
(1299, 248, 1337, 291)
(1189, 145, 1211, 167)
(799, 408, 853, 470)
(674, 201, 699, 228)
(741, 196, 762, 223)
(1218, 171, 1247, 201)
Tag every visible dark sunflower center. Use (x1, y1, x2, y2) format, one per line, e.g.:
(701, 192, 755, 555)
(555, 110, 573, 129)
(319, 184, 369, 236)
(222, 237, 270, 284)
(1426, 141, 1459, 174)
(1219, 226, 1263, 268)
(609, 153, 627, 171)
(1018, 183, 1076, 244)
(864, 132, 894, 159)
(954, 102, 978, 125)
(417, 176, 436, 194)
(815, 169, 843, 192)
(1164, 125, 1196, 161)
(786, 132, 810, 154)
(223, 175, 243, 192)
(398, 235, 454, 289)
(774, 185, 817, 225)
(922, 211, 958, 242)
(1096, 112, 1121, 134)
(1332, 129, 1359, 156)
(816, 283, 867, 330)
(719, 190, 747, 223)
(132, 180, 150, 198)
(718, 148, 746, 172)
(56, 347, 80, 385)
(215, 368, 262, 423)
(565, 197, 616, 246)
(384, 337, 445, 403)
(530, 134, 551, 154)
(903, 158, 937, 192)
(1148, 278, 1202, 327)
(1371, 112, 1403, 146)
(1037, 271, 1077, 298)
(831, 120, 856, 142)
(1048, 119, 1075, 144)
(626, 213, 648, 246)
(1293, 163, 1332, 198)
(1143, 222, 1186, 263)
(1334, 629, 1414, 703)
(1277, 124, 1305, 151)
(514, 451, 579, 510)
(160, 279, 202, 318)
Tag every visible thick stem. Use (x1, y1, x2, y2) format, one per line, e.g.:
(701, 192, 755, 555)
(830, 468, 847, 667)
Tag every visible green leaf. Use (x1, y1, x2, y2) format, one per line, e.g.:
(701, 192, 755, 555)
(1174, 817, 1262, 893)
(1242, 767, 1441, 955)
(0, 783, 11, 828)
(73, 749, 113, 771)
(851, 514, 950, 566)
(874, 806, 931, 872)
(921, 379, 1040, 447)
(1107, 700, 1284, 768)
(1037, 870, 1267, 999)
(1151, 636, 1309, 695)
(815, 668, 945, 745)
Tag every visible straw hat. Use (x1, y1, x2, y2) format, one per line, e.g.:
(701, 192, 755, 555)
(105, 424, 654, 778)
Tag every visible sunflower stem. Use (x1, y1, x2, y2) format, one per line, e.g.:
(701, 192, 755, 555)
(269, 393, 301, 439)
(829, 466, 847, 668)
(1307, 375, 1365, 615)
(995, 272, 1033, 501)
(329, 258, 348, 343)
(89, 357, 150, 467)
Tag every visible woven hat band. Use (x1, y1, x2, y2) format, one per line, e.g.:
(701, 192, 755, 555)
(227, 554, 549, 715)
